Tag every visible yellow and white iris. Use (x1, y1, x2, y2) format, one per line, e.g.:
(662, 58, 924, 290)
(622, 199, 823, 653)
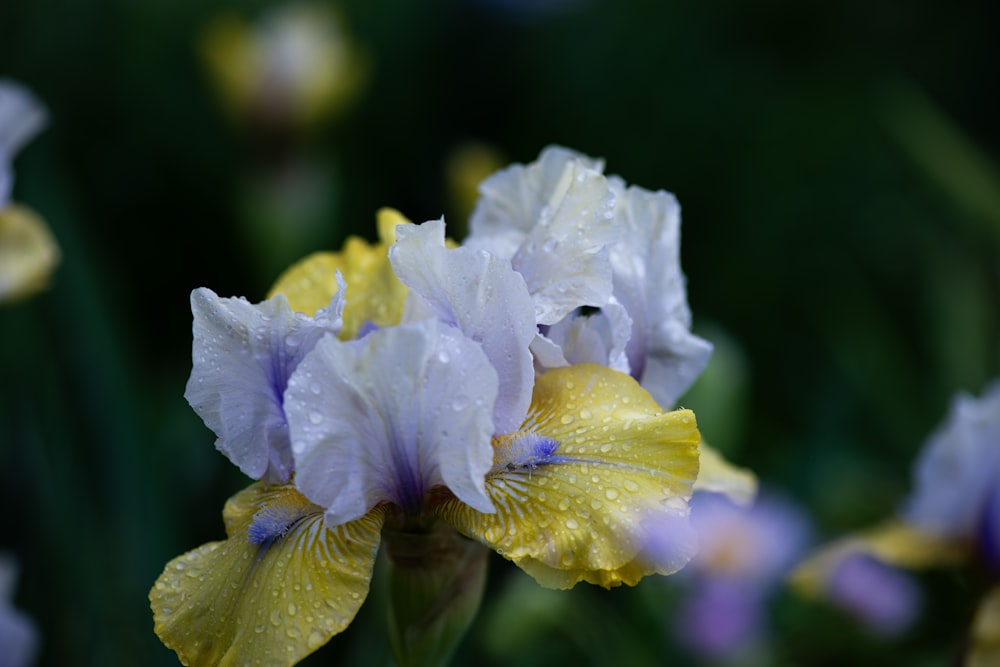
(151, 149, 754, 667)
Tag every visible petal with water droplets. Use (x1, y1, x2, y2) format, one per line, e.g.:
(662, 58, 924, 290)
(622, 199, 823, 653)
(150, 482, 384, 667)
(437, 363, 700, 589)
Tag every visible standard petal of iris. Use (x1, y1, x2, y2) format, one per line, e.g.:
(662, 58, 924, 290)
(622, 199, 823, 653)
(389, 219, 536, 433)
(467, 146, 618, 325)
(287, 318, 499, 525)
(437, 363, 701, 589)
(150, 482, 384, 667)
(610, 181, 712, 407)
(540, 299, 633, 374)
(184, 287, 342, 482)
(268, 207, 410, 337)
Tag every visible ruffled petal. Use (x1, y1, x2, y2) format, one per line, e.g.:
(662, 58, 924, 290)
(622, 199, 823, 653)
(437, 363, 700, 589)
(469, 145, 604, 240)
(609, 181, 712, 407)
(150, 482, 384, 667)
(287, 318, 499, 524)
(693, 443, 758, 506)
(467, 146, 617, 325)
(389, 219, 536, 433)
(184, 287, 343, 482)
(268, 207, 410, 337)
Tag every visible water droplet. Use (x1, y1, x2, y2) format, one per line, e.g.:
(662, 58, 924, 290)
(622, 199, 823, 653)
(565, 518, 579, 530)
(437, 350, 450, 363)
(579, 408, 592, 419)
(309, 382, 322, 395)
(623, 480, 639, 492)
(557, 498, 571, 511)
(308, 411, 323, 425)
(560, 414, 574, 425)
(605, 488, 620, 500)
(287, 602, 297, 616)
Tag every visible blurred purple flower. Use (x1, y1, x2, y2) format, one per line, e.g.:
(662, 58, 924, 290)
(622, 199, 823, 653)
(0, 555, 38, 667)
(825, 553, 921, 636)
(673, 491, 810, 659)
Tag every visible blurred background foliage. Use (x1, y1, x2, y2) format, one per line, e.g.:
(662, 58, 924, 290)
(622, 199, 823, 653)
(1, 0, 998, 664)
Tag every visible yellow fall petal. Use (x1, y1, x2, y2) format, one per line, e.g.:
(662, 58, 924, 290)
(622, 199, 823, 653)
(789, 520, 967, 597)
(267, 208, 410, 338)
(968, 586, 1000, 667)
(150, 482, 384, 667)
(438, 363, 701, 589)
(693, 442, 758, 506)
(0, 204, 60, 304)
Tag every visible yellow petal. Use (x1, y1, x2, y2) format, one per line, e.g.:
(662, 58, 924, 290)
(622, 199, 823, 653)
(693, 442, 757, 506)
(0, 204, 60, 303)
(790, 520, 967, 597)
(267, 208, 410, 338)
(150, 482, 384, 667)
(968, 586, 1000, 667)
(438, 363, 701, 589)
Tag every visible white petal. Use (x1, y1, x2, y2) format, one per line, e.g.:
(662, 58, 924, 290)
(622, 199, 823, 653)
(468, 146, 617, 325)
(287, 319, 498, 525)
(184, 286, 343, 482)
(609, 181, 711, 406)
(0, 79, 47, 208)
(542, 299, 632, 373)
(390, 219, 536, 433)
(0, 80, 47, 160)
(469, 145, 604, 242)
(904, 380, 1000, 538)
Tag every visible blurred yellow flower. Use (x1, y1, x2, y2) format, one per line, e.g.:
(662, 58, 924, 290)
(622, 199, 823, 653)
(200, 3, 368, 131)
(0, 204, 60, 303)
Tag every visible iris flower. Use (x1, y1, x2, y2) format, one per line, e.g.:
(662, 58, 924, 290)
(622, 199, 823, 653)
(151, 150, 752, 666)
(792, 381, 1000, 655)
(200, 3, 368, 131)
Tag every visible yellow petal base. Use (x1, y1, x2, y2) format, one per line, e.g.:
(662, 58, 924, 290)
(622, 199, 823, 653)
(439, 363, 700, 589)
(150, 483, 384, 667)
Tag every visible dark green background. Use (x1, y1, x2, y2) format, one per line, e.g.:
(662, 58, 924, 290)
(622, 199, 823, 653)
(2, 0, 998, 664)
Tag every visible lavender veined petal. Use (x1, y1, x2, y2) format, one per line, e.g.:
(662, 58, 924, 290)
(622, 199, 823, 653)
(287, 319, 499, 525)
(184, 284, 344, 482)
(390, 219, 536, 433)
